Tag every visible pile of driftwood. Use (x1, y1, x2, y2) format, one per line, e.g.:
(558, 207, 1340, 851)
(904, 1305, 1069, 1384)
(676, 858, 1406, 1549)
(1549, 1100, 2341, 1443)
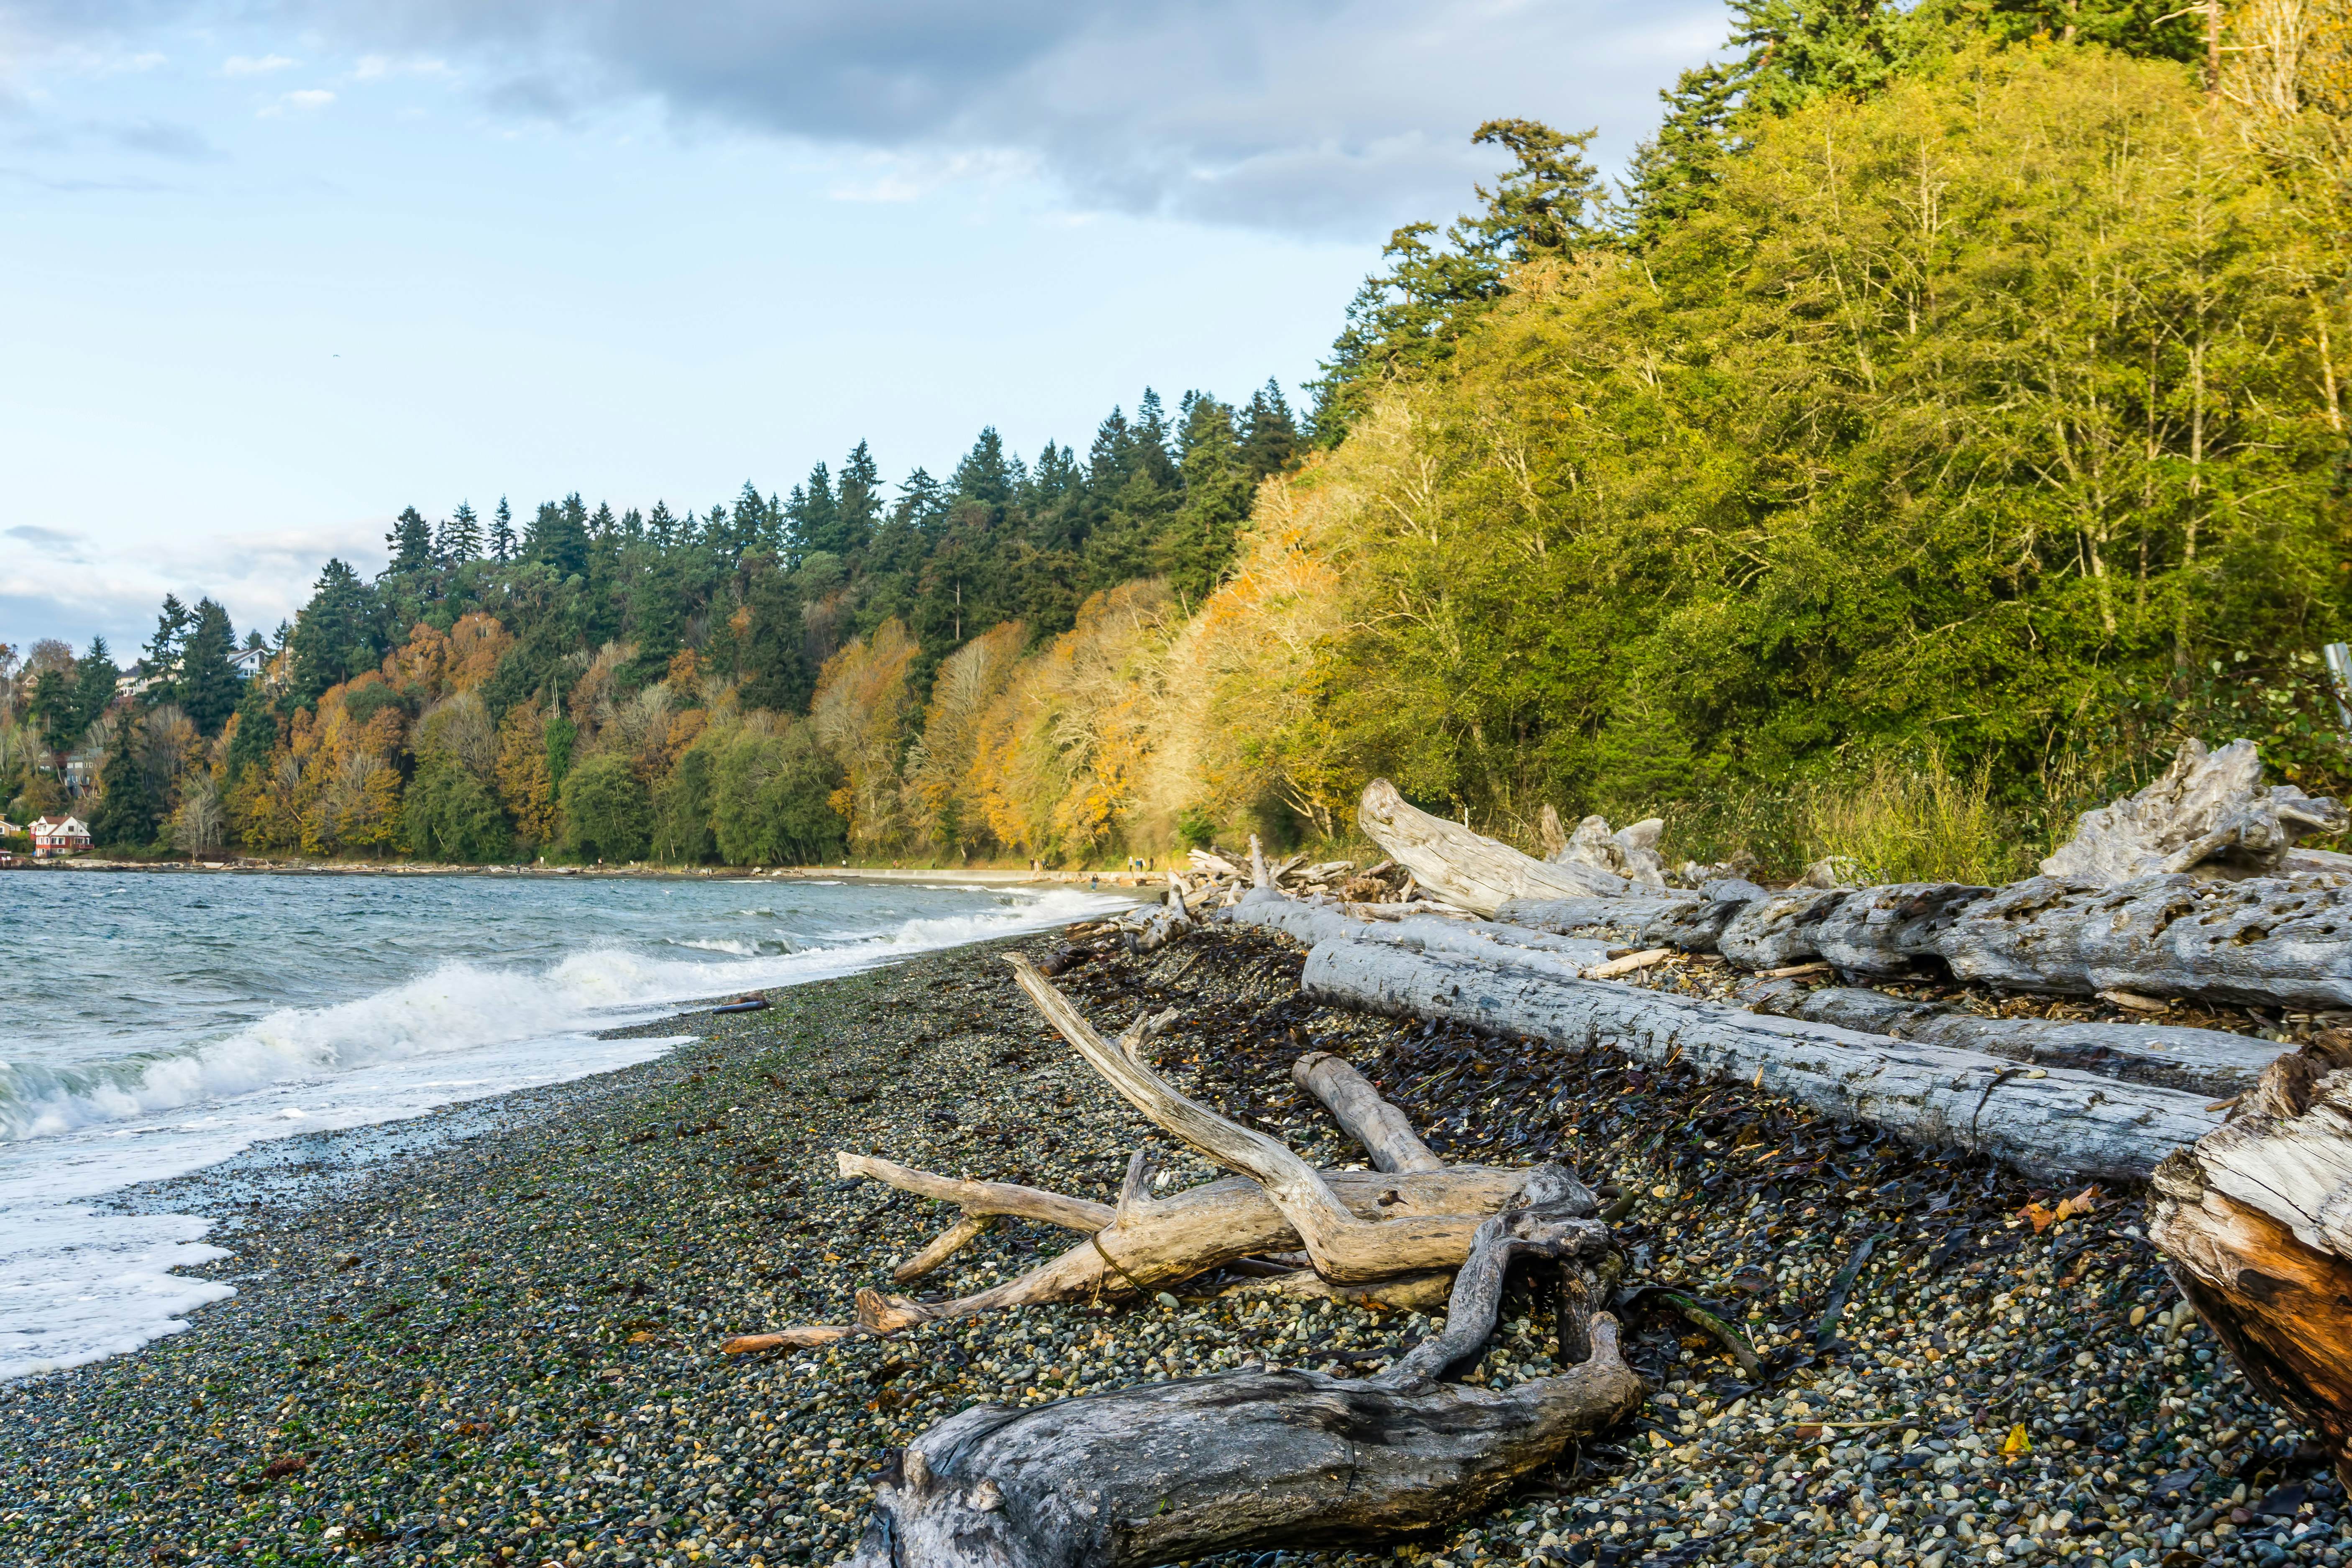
(1211, 742, 2352, 1481)
(726, 957, 1643, 1567)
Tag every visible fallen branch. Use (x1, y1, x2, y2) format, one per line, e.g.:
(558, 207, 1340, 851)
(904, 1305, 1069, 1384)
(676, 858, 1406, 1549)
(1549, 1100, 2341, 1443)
(1291, 1051, 1444, 1174)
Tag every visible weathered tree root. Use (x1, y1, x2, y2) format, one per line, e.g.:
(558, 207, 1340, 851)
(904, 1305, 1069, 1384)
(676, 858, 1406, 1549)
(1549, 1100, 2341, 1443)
(847, 1203, 1639, 1568)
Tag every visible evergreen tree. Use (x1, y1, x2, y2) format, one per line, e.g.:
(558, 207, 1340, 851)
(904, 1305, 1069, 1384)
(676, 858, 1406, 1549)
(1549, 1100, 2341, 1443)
(837, 442, 883, 555)
(145, 595, 191, 699)
(89, 723, 159, 849)
(787, 463, 843, 558)
(489, 497, 516, 562)
(1308, 120, 1607, 442)
(528, 497, 591, 579)
(71, 637, 118, 738)
(439, 501, 482, 563)
(1239, 380, 1300, 481)
(224, 678, 277, 785)
(386, 506, 434, 574)
(287, 560, 384, 704)
(179, 599, 240, 737)
(648, 501, 681, 551)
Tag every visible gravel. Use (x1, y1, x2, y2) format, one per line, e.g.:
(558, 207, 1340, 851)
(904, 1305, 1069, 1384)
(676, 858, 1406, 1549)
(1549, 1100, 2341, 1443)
(3, 925, 2339, 1568)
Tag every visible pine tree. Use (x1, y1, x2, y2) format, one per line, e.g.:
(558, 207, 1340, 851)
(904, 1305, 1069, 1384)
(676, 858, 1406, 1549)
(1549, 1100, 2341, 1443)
(286, 560, 384, 704)
(89, 723, 159, 849)
(386, 506, 434, 573)
(838, 442, 883, 555)
(179, 599, 240, 737)
(1306, 120, 1607, 443)
(1240, 380, 1300, 481)
(788, 463, 843, 558)
(489, 497, 516, 562)
(439, 501, 482, 564)
(648, 501, 680, 551)
(144, 595, 190, 700)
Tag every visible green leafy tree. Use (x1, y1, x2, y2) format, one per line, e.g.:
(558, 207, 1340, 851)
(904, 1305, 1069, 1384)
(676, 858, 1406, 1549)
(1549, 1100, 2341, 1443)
(404, 752, 512, 862)
(558, 753, 651, 862)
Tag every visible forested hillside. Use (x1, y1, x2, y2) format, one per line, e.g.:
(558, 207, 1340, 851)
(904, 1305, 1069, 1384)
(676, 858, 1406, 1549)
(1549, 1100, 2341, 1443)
(8, 0, 2352, 877)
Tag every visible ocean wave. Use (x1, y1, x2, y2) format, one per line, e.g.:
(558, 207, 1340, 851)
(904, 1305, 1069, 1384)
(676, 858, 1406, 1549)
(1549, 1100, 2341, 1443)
(0, 884, 1121, 1144)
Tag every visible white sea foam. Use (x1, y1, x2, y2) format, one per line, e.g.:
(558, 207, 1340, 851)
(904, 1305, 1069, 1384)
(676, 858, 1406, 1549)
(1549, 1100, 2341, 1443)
(0, 879, 1130, 1381)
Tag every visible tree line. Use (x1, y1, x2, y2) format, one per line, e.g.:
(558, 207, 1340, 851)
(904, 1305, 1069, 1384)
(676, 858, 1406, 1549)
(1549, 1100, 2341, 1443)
(10, 0, 2352, 875)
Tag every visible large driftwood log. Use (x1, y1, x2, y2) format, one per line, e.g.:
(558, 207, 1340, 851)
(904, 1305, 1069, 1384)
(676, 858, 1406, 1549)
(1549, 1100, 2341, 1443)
(1372, 771, 2352, 1008)
(1736, 980, 2283, 1099)
(848, 1198, 1642, 1568)
(2150, 1040, 2352, 1483)
(1359, 779, 1651, 912)
(1292, 936, 2221, 1182)
(2046, 738, 2347, 883)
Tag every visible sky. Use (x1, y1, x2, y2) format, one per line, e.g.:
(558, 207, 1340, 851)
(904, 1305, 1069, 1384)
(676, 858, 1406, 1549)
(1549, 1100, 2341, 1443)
(0, 0, 1725, 658)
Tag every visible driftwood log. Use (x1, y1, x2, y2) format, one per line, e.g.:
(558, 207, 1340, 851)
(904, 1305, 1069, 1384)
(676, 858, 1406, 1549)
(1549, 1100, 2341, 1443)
(1735, 980, 2282, 1099)
(2150, 1037, 2352, 1484)
(1360, 779, 1659, 910)
(2045, 738, 2347, 882)
(722, 954, 1651, 1566)
(1281, 933, 2221, 1182)
(847, 1209, 1642, 1568)
(1360, 740, 2352, 1009)
(727, 956, 1602, 1348)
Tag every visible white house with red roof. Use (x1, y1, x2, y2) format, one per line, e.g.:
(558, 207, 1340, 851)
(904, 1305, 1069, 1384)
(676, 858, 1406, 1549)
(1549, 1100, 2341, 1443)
(28, 816, 91, 858)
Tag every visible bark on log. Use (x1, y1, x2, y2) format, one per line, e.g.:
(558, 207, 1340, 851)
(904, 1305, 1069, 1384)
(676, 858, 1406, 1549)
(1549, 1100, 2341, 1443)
(847, 1199, 1640, 1568)
(1517, 872, 2352, 1011)
(1359, 778, 1641, 912)
(1737, 980, 2283, 1099)
(1291, 1051, 1446, 1173)
(1294, 937, 2221, 1182)
(2045, 738, 2347, 883)
(2149, 1040, 2352, 1483)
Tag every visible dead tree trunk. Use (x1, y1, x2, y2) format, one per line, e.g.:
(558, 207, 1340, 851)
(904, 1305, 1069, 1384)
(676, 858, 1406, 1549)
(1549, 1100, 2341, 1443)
(1292, 935, 2221, 1182)
(1736, 980, 2282, 1099)
(1358, 779, 1643, 911)
(2150, 1040, 2352, 1484)
(847, 1207, 1642, 1568)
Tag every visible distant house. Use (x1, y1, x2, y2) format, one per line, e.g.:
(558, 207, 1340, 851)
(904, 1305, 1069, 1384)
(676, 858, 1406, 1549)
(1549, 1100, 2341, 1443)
(0, 819, 21, 840)
(28, 816, 91, 858)
(229, 646, 272, 680)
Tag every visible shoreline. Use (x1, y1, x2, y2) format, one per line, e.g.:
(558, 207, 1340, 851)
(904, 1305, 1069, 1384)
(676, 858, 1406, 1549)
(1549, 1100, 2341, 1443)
(0, 857, 1170, 888)
(2, 926, 2321, 1568)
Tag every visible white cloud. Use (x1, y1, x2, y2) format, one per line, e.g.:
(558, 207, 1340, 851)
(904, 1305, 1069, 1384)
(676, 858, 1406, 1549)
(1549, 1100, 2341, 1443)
(352, 54, 450, 81)
(222, 54, 298, 76)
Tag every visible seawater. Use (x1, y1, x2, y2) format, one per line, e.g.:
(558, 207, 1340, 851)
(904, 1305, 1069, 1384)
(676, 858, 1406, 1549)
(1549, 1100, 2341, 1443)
(0, 870, 1130, 1380)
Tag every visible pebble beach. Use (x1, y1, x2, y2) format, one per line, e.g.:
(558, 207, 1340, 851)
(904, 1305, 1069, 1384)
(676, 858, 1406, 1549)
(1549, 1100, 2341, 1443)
(2, 923, 2339, 1568)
